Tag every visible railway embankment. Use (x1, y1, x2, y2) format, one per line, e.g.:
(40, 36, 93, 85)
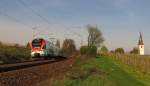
(0, 56, 76, 86)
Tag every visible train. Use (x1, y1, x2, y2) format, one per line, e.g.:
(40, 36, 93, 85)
(30, 38, 62, 58)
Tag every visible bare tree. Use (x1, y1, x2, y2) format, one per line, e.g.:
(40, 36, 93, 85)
(62, 39, 76, 56)
(26, 42, 30, 48)
(87, 25, 104, 47)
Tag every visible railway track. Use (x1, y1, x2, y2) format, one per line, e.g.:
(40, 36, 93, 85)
(0, 56, 75, 86)
(0, 57, 66, 73)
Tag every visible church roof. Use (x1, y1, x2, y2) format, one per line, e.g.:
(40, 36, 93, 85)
(138, 32, 144, 45)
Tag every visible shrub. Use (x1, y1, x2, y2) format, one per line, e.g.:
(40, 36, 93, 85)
(62, 39, 76, 56)
(115, 48, 125, 54)
(80, 46, 97, 56)
(80, 46, 88, 55)
(0, 43, 31, 63)
(110, 50, 115, 53)
(98, 45, 109, 55)
(130, 47, 139, 54)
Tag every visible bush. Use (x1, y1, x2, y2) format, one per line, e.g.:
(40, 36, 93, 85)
(98, 46, 109, 55)
(62, 39, 76, 56)
(130, 47, 139, 54)
(115, 48, 125, 54)
(80, 46, 97, 56)
(0, 43, 31, 63)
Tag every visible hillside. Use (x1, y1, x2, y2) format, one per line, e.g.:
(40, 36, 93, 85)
(51, 56, 149, 86)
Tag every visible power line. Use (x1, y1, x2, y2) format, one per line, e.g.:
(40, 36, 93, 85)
(0, 1, 39, 42)
(1, 0, 85, 42)
(17, 0, 81, 30)
(17, 0, 84, 36)
(0, 10, 39, 43)
(0, 11, 33, 29)
(16, 0, 53, 38)
(0, 1, 34, 29)
(16, 0, 51, 25)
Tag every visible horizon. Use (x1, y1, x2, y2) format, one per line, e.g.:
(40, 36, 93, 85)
(0, 0, 150, 54)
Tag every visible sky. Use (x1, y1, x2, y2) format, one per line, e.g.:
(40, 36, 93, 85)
(0, 0, 150, 54)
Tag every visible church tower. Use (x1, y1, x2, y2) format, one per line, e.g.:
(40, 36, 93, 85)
(138, 32, 144, 55)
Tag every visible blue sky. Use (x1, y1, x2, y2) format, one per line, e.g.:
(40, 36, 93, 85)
(0, 0, 150, 54)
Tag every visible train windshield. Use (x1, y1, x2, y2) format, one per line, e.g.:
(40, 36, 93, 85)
(32, 39, 43, 48)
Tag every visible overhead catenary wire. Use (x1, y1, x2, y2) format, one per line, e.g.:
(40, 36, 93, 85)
(0, 11, 33, 29)
(17, 0, 85, 37)
(17, 0, 84, 36)
(0, 1, 35, 29)
(16, 0, 51, 25)
(16, 0, 58, 40)
(1, 0, 85, 44)
(63, 26, 85, 46)
(0, 10, 38, 43)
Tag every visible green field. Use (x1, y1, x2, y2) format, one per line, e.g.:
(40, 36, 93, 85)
(52, 56, 149, 86)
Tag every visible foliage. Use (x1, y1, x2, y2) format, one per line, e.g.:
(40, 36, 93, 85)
(26, 42, 31, 48)
(62, 39, 76, 56)
(87, 25, 104, 47)
(130, 47, 139, 54)
(115, 48, 125, 54)
(99, 45, 109, 54)
(80, 46, 97, 56)
(80, 46, 89, 55)
(108, 54, 150, 85)
(108, 54, 150, 75)
(110, 50, 115, 53)
(52, 56, 146, 86)
(0, 42, 31, 63)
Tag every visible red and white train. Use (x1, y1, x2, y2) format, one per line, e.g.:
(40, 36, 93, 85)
(30, 38, 62, 58)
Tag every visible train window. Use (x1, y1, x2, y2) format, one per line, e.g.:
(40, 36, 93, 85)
(32, 39, 42, 48)
(32, 43, 41, 48)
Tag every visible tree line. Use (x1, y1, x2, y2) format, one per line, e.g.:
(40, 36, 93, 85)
(61, 25, 140, 56)
(0, 25, 140, 63)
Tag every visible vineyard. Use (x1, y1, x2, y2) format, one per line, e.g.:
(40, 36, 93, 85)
(51, 55, 150, 86)
(108, 54, 150, 75)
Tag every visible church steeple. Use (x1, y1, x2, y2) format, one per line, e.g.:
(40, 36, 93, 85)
(138, 32, 144, 45)
(138, 32, 144, 55)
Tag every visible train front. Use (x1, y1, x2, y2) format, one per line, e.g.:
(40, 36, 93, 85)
(30, 38, 46, 57)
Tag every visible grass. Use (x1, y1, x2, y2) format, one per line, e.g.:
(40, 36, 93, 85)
(51, 56, 148, 86)
(108, 54, 150, 74)
(108, 54, 150, 86)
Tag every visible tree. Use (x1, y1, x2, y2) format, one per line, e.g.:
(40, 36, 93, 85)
(56, 40, 60, 48)
(62, 39, 76, 56)
(100, 45, 108, 54)
(110, 50, 115, 53)
(130, 47, 139, 54)
(87, 25, 104, 47)
(80, 46, 97, 56)
(115, 48, 125, 54)
(26, 42, 30, 48)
